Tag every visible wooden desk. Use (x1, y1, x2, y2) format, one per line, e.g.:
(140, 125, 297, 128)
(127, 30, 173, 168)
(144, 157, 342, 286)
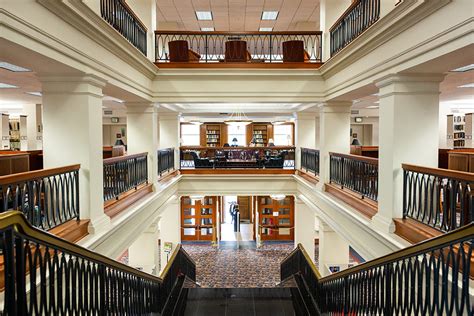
(0, 153, 30, 176)
(448, 150, 474, 172)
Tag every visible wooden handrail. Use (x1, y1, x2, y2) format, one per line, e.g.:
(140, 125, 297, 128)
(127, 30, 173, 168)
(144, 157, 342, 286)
(155, 30, 322, 36)
(402, 163, 474, 182)
(0, 164, 80, 186)
(103, 152, 148, 164)
(120, 0, 147, 31)
(329, 0, 362, 32)
(329, 152, 378, 164)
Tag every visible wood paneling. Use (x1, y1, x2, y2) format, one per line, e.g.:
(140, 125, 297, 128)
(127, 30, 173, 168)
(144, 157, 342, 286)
(0, 153, 29, 176)
(237, 196, 251, 221)
(448, 151, 474, 172)
(257, 195, 294, 241)
(324, 183, 377, 219)
(104, 184, 153, 218)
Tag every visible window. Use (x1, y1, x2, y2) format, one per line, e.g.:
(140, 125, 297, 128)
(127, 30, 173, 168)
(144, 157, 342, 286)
(227, 125, 246, 146)
(273, 124, 293, 146)
(181, 124, 200, 146)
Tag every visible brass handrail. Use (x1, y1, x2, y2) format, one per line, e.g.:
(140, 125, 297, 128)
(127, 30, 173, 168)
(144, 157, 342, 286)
(0, 211, 185, 283)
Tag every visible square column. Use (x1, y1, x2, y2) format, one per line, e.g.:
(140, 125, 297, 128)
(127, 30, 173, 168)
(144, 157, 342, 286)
(318, 101, 352, 187)
(128, 219, 160, 275)
(158, 112, 180, 170)
(22, 104, 43, 150)
(158, 197, 180, 273)
(126, 102, 159, 185)
(295, 112, 317, 169)
(373, 74, 445, 232)
(318, 218, 350, 277)
(294, 197, 315, 262)
(40, 74, 109, 234)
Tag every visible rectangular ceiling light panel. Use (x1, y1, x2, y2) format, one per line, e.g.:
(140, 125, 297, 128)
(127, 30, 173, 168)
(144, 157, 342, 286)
(0, 83, 19, 89)
(261, 11, 279, 20)
(0, 62, 31, 72)
(196, 11, 213, 21)
(259, 27, 273, 32)
(201, 27, 215, 31)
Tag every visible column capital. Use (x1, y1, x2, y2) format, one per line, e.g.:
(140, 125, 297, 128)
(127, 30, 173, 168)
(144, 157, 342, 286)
(125, 101, 157, 113)
(319, 101, 352, 113)
(375, 73, 445, 97)
(38, 73, 107, 97)
(296, 111, 319, 120)
(158, 112, 180, 120)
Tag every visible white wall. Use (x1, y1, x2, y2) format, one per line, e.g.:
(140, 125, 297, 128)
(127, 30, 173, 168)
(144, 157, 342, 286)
(102, 124, 127, 146)
(159, 198, 180, 274)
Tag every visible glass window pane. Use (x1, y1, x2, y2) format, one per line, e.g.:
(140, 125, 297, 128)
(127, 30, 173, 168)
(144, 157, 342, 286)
(279, 218, 290, 225)
(184, 228, 196, 235)
(183, 218, 196, 225)
(184, 208, 196, 216)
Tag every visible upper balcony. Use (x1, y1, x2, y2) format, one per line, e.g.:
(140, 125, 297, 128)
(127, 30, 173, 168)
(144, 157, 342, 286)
(154, 31, 323, 69)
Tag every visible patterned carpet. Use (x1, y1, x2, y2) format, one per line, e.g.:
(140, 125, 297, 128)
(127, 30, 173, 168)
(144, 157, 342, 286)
(182, 242, 294, 288)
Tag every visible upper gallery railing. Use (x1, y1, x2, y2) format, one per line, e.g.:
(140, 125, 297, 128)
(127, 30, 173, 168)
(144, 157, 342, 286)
(103, 153, 148, 201)
(100, 0, 147, 55)
(301, 148, 320, 175)
(281, 223, 473, 315)
(155, 31, 322, 63)
(330, 0, 381, 56)
(180, 146, 295, 169)
(329, 152, 378, 201)
(0, 211, 196, 315)
(0, 165, 80, 230)
(158, 147, 175, 176)
(403, 164, 473, 232)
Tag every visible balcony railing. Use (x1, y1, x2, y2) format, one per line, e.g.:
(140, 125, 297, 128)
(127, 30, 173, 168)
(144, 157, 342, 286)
(157, 148, 175, 177)
(103, 153, 148, 202)
(301, 148, 320, 175)
(180, 146, 295, 170)
(155, 31, 322, 64)
(403, 164, 473, 232)
(281, 224, 473, 315)
(330, 0, 381, 56)
(0, 165, 80, 230)
(100, 0, 147, 55)
(329, 152, 378, 201)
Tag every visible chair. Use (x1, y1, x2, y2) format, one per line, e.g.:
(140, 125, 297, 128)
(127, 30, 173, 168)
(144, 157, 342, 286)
(189, 151, 214, 168)
(168, 40, 201, 62)
(112, 145, 126, 157)
(282, 40, 310, 62)
(264, 151, 287, 169)
(224, 40, 251, 62)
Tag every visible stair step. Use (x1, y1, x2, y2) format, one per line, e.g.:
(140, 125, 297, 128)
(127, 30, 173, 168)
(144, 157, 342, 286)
(184, 288, 295, 316)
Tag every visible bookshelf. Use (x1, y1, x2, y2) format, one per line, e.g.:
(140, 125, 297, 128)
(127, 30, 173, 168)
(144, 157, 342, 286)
(200, 123, 227, 147)
(257, 195, 294, 241)
(247, 123, 273, 146)
(181, 196, 217, 242)
(447, 114, 466, 149)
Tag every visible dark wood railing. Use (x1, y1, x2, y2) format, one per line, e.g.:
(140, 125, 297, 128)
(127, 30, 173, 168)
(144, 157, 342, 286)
(329, 152, 378, 201)
(301, 148, 320, 175)
(103, 153, 148, 202)
(0, 211, 195, 315)
(403, 164, 474, 232)
(100, 0, 147, 55)
(330, 0, 380, 56)
(158, 148, 175, 176)
(0, 165, 80, 230)
(282, 224, 473, 315)
(180, 146, 295, 169)
(155, 31, 322, 63)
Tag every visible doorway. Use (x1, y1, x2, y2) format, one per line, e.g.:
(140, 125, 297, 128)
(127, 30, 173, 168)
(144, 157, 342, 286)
(220, 195, 254, 242)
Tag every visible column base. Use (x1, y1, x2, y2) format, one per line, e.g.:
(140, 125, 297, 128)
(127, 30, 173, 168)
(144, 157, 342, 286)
(371, 214, 395, 234)
(87, 214, 112, 235)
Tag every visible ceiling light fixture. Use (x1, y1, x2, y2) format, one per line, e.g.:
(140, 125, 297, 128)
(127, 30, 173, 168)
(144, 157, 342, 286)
(451, 64, 474, 72)
(196, 11, 213, 21)
(201, 27, 215, 31)
(25, 92, 42, 97)
(458, 83, 474, 88)
(366, 105, 379, 109)
(0, 62, 31, 72)
(259, 27, 273, 32)
(224, 108, 252, 127)
(189, 120, 203, 125)
(261, 11, 279, 20)
(0, 83, 19, 89)
(272, 120, 286, 125)
(270, 194, 286, 201)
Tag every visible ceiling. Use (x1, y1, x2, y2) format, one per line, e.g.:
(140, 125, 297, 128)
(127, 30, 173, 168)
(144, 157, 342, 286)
(156, 0, 320, 32)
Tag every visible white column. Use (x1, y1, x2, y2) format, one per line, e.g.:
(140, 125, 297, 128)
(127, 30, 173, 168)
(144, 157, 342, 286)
(158, 197, 180, 273)
(158, 112, 180, 170)
(319, 0, 352, 61)
(318, 219, 349, 277)
(22, 104, 43, 150)
(294, 198, 315, 262)
(295, 111, 317, 169)
(126, 102, 159, 185)
(40, 74, 109, 234)
(318, 101, 352, 187)
(373, 73, 444, 232)
(128, 219, 160, 275)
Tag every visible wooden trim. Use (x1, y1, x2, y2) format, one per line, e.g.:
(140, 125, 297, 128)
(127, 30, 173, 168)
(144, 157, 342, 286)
(180, 169, 296, 175)
(155, 30, 322, 36)
(393, 218, 442, 244)
(156, 62, 323, 69)
(402, 163, 474, 182)
(325, 183, 378, 219)
(49, 219, 90, 244)
(103, 152, 148, 164)
(0, 164, 80, 185)
(158, 170, 179, 182)
(121, 0, 148, 31)
(296, 170, 319, 184)
(104, 183, 153, 218)
(329, 152, 379, 165)
(329, 0, 362, 32)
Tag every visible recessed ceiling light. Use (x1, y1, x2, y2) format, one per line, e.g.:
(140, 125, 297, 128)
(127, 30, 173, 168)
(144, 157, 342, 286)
(201, 27, 215, 31)
(366, 105, 379, 109)
(103, 96, 124, 103)
(458, 83, 474, 88)
(0, 83, 19, 89)
(261, 11, 279, 20)
(196, 11, 213, 21)
(0, 62, 31, 72)
(25, 92, 42, 97)
(259, 27, 273, 32)
(451, 64, 474, 72)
